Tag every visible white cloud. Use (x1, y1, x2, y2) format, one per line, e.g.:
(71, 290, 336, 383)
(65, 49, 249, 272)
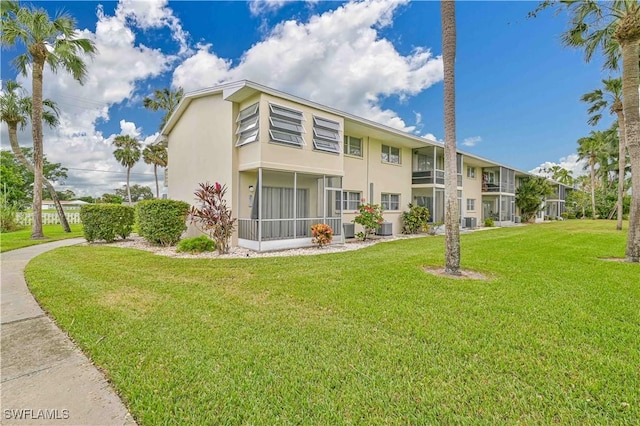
(173, 0, 443, 132)
(0, 0, 186, 197)
(530, 154, 587, 179)
(249, 0, 290, 16)
(422, 133, 441, 143)
(462, 136, 482, 147)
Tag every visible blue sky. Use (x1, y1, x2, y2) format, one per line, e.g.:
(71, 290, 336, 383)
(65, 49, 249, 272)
(1, 0, 615, 197)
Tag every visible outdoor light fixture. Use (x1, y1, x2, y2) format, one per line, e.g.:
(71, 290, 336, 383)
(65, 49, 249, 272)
(249, 185, 254, 192)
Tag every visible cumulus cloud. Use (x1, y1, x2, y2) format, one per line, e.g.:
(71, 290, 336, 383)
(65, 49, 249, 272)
(1, 0, 187, 196)
(249, 0, 290, 16)
(172, 0, 443, 132)
(422, 133, 442, 143)
(462, 136, 482, 147)
(530, 154, 587, 179)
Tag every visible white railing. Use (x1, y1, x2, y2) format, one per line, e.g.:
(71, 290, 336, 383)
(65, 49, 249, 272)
(16, 212, 82, 226)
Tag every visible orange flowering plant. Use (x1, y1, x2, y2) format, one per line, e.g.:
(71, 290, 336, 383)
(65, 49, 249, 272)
(311, 223, 333, 248)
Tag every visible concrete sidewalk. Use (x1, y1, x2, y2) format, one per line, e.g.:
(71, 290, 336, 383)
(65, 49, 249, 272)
(1, 239, 136, 425)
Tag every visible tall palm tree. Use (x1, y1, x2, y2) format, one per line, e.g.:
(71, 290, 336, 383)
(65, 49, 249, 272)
(441, 0, 460, 275)
(143, 87, 184, 131)
(581, 77, 627, 230)
(142, 140, 168, 198)
(0, 79, 71, 232)
(1, 1, 96, 239)
(549, 165, 574, 185)
(558, 0, 640, 260)
(577, 130, 608, 218)
(113, 135, 141, 205)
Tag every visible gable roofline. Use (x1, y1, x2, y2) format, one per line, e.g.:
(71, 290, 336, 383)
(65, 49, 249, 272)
(161, 80, 540, 179)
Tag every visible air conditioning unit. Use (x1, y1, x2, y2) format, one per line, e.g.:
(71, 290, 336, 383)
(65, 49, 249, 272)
(343, 223, 355, 239)
(464, 217, 477, 229)
(376, 222, 392, 236)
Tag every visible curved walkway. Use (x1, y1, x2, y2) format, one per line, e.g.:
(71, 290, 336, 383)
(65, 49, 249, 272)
(1, 239, 136, 425)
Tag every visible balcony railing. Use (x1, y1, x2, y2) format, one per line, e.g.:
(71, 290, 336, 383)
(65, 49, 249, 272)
(412, 170, 447, 185)
(238, 218, 342, 241)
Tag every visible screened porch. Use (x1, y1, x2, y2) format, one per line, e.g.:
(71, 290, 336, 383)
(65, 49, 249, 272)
(237, 169, 343, 251)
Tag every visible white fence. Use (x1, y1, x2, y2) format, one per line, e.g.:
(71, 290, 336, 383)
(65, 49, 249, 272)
(16, 212, 82, 226)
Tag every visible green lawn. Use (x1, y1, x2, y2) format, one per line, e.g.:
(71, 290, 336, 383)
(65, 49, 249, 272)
(25, 221, 639, 424)
(0, 224, 83, 253)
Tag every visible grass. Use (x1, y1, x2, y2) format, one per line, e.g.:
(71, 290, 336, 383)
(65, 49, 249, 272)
(25, 221, 639, 424)
(0, 224, 83, 253)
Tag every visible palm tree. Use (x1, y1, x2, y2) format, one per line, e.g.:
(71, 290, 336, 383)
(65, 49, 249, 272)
(549, 165, 574, 185)
(558, 0, 639, 260)
(143, 87, 184, 130)
(577, 131, 608, 218)
(581, 77, 627, 230)
(441, 0, 460, 275)
(142, 140, 168, 198)
(1, 1, 96, 239)
(113, 135, 141, 205)
(0, 80, 71, 232)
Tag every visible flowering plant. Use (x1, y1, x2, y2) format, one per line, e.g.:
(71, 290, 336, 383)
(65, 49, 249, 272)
(353, 202, 383, 241)
(311, 223, 333, 247)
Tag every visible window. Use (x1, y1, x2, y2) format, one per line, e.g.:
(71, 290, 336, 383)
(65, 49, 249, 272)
(344, 135, 362, 157)
(337, 191, 361, 211)
(381, 145, 401, 164)
(236, 103, 260, 147)
(381, 193, 400, 210)
(268, 103, 305, 147)
(466, 166, 476, 179)
(312, 115, 341, 153)
(466, 198, 476, 211)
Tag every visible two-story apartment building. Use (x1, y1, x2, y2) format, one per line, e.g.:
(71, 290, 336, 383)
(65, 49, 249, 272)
(163, 80, 566, 251)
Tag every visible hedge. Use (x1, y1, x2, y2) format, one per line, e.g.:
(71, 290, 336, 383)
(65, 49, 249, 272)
(136, 199, 190, 246)
(80, 204, 134, 243)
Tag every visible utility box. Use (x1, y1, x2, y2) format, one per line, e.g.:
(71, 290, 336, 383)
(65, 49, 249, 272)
(343, 223, 355, 239)
(464, 217, 477, 229)
(376, 222, 393, 236)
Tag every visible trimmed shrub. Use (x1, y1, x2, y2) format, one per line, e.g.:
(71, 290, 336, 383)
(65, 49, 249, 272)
(176, 235, 216, 253)
(80, 204, 134, 242)
(136, 199, 189, 246)
(484, 218, 495, 227)
(401, 203, 430, 234)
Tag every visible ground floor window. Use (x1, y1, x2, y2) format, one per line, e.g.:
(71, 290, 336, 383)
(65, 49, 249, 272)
(466, 198, 476, 211)
(381, 193, 400, 211)
(339, 191, 361, 211)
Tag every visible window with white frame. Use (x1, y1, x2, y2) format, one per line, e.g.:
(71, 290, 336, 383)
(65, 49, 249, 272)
(381, 145, 401, 164)
(466, 166, 476, 179)
(337, 191, 362, 211)
(235, 103, 259, 147)
(381, 193, 400, 210)
(268, 103, 305, 147)
(312, 115, 341, 153)
(344, 136, 362, 157)
(466, 198, 476, 211)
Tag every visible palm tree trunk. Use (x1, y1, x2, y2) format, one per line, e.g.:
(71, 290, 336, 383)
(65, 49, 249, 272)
(30, 56, 45, 239)
(441, 0, 460, 275)
(590, 159, 596, 218)
(621, 41, 640, 262)
(126, 167, 132, 205)
(7, 124, 71, 232)
(154, 165, 159, 198)
(616, 111, 627, 231)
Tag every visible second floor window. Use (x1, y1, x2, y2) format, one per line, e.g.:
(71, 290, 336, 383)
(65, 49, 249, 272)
(269, 103, 305, 147)
(344, 135, 362, 157)
(382, 145, 400, 164)
(467, 166, 476, 179)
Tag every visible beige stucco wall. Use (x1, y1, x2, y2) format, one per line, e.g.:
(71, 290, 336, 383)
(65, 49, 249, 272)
(167, 94, 237, 241)
(341, 136, 412, 235)
(462, 159, 483, 222)
(234, 94, 345, 176)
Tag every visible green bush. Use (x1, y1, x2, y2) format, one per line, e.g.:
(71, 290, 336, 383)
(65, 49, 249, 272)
(176, 235, 216, 253)
(401, 203, 430, 234)
(136, 199, 189, 246)
(484, 218, 494, 227)
(80, 204, 134, 242)
(0, 195, 20, 233)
